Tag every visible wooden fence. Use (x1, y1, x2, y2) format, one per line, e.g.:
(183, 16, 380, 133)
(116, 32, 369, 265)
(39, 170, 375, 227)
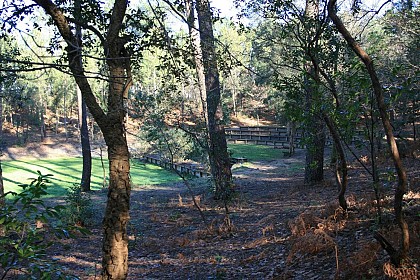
(142, 155, 209, 178)
(225, 126, 368, 147)
(225, 126, 305, 148)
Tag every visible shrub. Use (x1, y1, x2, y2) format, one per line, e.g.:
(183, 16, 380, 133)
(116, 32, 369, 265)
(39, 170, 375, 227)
(0, 171, 80, 279)
(62, 184, 94, 227)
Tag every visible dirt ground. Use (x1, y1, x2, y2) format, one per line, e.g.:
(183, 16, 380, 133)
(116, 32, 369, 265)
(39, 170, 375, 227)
(2, 132, 420, 279)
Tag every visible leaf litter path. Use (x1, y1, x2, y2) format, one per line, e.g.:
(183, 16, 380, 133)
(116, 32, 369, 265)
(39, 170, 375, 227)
(52, 149, 419, 279)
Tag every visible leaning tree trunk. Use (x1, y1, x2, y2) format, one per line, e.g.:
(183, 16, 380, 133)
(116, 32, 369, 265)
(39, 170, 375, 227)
(323, 113, 348, 210)
(196, 0, 233, 200)
(34, 0, 132, 278)
(328, 0, 409, 265)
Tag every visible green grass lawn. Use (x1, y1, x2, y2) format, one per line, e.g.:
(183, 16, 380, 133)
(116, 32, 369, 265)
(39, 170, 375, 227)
(227, 144, 285, 161)
(2, 157, 180, 197)
(2, 144, 284, 197)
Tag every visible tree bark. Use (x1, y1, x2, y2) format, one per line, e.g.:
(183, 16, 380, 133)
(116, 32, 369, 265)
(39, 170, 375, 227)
(287, 121, 295, 156)
(63, 84, 68, 141)
(78, 87, 92, 192)
(74, 0, 92, 192)
(328, 0, 409, 264)
(33, 0, 132, 278)
(304, 114, 325, 184)
(101, 117, 130, 279)
(303, 0, 325, 185)
(323, 113, 347, 210)
(0, 96, 3, 208)
(195, 0, 233, 200)
(185, 0, 208, 130)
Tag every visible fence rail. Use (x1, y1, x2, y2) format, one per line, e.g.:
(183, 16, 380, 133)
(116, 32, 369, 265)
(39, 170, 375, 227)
(225, 126, 305, 148)
(141, 155, 209, 178)
(225, 126, 369, 147)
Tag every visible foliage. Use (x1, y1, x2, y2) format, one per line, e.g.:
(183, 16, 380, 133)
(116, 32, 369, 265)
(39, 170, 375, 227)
(62, 184, 94, 227)
(0, 171, 78, 279)
(140, 121, 206, 163)
(135, 72, 207, 164)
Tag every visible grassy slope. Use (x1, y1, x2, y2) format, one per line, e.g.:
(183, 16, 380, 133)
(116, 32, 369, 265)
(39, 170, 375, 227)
(2, 157, 180, 197)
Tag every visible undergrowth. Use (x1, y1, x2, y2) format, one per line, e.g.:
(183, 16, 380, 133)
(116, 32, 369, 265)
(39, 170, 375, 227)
(0, 171, 86, 279)
(284, 192, 420, 279)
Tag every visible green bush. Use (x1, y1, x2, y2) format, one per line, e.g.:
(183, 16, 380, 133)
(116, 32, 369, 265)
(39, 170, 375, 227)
(0, 171, 81, 279)
(141, 123, 206, 163)
(62, 184, 94, 227)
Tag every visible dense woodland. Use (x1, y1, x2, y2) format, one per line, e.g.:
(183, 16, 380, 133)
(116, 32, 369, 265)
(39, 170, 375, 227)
(0, 0, 419, 279)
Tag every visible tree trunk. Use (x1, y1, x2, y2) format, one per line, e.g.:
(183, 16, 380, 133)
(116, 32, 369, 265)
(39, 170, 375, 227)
(195, 0, 233, 200)
(101, 124, 130, 279)
(0, 96, 3, 208)
(365, 97, 383, 222)
(303, 71, 325, 184)
(185, 0, 208, 123)
(328, 0, 409, 264)
(231, 77, 237, 117)
(0, 161, 3, 208)
(55, 107, 59, 135)
(75, 0, 92, 192)
(303, 0, 325, 185)
(412, 99, 417, 142)
(63, 85, 68, 141)
(78, 87, 92, 192)
(39, 94, 46, 141)
(323, 113, 347, 210)
(287, 121, 295, 156)
(33, 0, 132, 278)
(304, 116, 325, 184)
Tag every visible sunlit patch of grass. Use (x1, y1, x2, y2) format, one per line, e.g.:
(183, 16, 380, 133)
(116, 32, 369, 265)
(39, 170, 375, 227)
(228, 144, 285, 161)
(3, 157, 180, 197)
(231, 161, 254, 171)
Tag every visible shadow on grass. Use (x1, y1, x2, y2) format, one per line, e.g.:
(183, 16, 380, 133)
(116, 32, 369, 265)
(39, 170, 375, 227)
(2, 157, 181, 198)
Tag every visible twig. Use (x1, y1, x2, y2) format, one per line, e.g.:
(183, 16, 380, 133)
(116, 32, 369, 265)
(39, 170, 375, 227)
(335, 245, 340, 279)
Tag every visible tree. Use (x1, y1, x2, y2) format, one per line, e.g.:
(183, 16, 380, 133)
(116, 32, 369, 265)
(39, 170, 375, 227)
(375, 6, 419, 142)
(245, 0, 353, 206)
(186, 0, 207, 121)
(77, 86, 92, 192)
(195, 0, 233, 200)
(303, 0, 326, 185)
(328, 0, 409, 265)
(27, 0, 133, 277)
(0, 36, 20, 207)
(75, 0, 92, 192)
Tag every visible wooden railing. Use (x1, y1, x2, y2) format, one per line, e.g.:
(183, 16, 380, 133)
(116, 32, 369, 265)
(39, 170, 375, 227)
(225, 126, 305, 148)
(141, 155, 209, 178)
(225, 126, 370, 147)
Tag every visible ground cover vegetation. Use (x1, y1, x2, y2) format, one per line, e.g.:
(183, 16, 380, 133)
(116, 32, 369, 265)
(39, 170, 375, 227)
(0, 0, 418, 278)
